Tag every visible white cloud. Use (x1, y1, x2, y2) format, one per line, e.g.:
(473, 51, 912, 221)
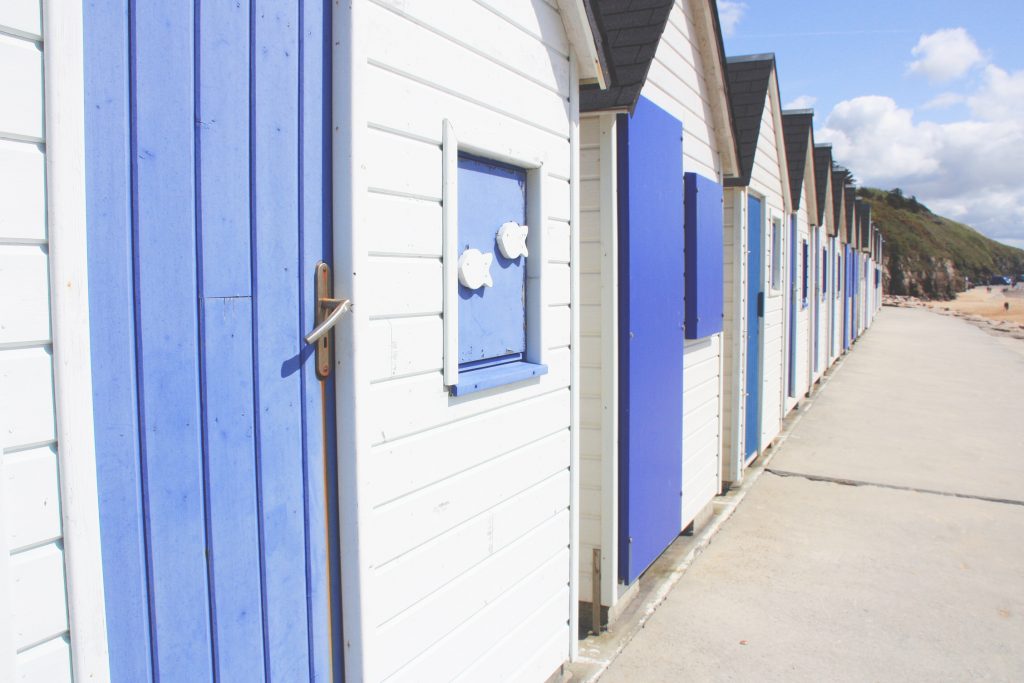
(784, 95, 817, 110)
(817, 67, 1024, 248)
(968, 65, 1024, 121)
(908, 28, 984, 83)
(922, 92, 965, 110)
(718, 1, 746, 37)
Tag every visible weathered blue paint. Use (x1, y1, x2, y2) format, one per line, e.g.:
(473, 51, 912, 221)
(744, 195, 763, 460)
(132, 5, 213, 679)
(616, 97, 685, 584)
(457, 155, 528, 365)
(84, 1, 340, 679)
(683, 173, 724, 339)
(787, 215, 797, 398)
(452, 360, 548, 395)
(82, 2, 152, 679)
(802, 239, 809, 310)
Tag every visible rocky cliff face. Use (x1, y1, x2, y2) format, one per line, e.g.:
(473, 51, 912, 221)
(858, 188, 1024, 301)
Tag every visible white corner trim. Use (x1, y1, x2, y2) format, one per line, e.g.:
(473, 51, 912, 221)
(442, 120, 459, 387)
(555, 0, 606, 88)
(334, 0, 372, 680)
(567, 51, 581, 661)
(42, 0, 111, 680)
(598, 112, 619, 609)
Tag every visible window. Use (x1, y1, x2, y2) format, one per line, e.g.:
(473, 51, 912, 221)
(770, 217, 783, 292)
(835, 252, 841, 298)
(441, 121, 548, 396)
(821, 246, 828, 299)
(801, 239, 809, 309)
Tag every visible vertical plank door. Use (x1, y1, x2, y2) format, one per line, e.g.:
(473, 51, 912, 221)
(744, 195, 763, 460)
(616, 97, 685, 585)
(83, 1, 342, 680)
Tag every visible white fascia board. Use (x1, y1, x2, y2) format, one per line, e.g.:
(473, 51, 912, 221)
(556, 0, 607, 89)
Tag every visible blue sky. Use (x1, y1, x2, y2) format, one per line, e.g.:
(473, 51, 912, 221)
(719, 1, 1024, 249)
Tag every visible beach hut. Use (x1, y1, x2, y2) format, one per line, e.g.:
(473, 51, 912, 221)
(723, 54, 793, 469)
(840, 179, 858, 348)
(857, 201, 873, 333)
(781, 110, 818, 411)
(575, 0, 740, 627)
(812, 143, 836, 379)
(2, 1, 612, 680)
(830, 167, 850, 358)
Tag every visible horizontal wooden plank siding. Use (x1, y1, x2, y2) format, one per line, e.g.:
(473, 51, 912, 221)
(682, 334, 722, 525)
(355, 1, 574, 677)
(1, 5, 74, 678)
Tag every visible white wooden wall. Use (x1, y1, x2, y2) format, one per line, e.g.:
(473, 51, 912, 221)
(642, 0, 723, 526)
(813, 224, 828, 381)
(350, 1, 577, 679)
(788, 190, 811, 414)
(721, 187, 747, 483)
(830, 236, 843, 361)
(581, 114, 602, 606)
(746, 88, 788, 453)
(0, 3, 73, 680)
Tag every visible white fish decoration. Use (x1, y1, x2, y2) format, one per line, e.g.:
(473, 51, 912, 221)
(496, 221, 529, 260)
(458, 248, 494, 290)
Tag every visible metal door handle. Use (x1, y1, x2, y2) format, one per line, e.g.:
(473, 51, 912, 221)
(306, 261, 349, 380)
(305, 297, 350, 345)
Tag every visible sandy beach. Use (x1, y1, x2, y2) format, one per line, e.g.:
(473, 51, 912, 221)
(884, 284, 1024, 341)
(926, 284, 1024, 324)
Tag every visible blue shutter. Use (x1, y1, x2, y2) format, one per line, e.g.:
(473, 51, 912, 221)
(683, 173, 724, 338)
(451, 155, 546, 395)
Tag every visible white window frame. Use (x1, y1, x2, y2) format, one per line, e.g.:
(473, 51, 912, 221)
(441, 120, 547, 389)
(769, 214, 783, 294)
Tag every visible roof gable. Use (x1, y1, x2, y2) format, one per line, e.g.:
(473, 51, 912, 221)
(579, 0, 676, 112)
(831, 167, 848, 239)
(781, 110, 814, 210)
(813, 144, 833, 229)
(722, 55, 774, 187)
(844, 185, 857, 244)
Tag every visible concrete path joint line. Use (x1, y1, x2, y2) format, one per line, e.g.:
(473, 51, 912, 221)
(765, 467, 1024, 507)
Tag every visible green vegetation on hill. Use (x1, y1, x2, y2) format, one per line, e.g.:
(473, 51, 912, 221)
(857, 187, 1024, 300)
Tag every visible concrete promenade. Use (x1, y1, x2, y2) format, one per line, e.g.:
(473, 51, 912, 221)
(599, 307, 1024, 682)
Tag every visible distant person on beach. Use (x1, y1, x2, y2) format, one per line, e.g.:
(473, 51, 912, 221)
(1005, 302, 1010, 312)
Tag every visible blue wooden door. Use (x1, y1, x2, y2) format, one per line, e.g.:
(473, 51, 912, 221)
(844, 246, 852, 350)
(617, 97, 685, 584)
(84, 3, 342, 681)
(745, 196, 763, 460)
(787, 216, 797, 397)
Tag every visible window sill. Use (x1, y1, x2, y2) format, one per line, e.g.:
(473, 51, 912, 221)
(450, 360, 548, 396)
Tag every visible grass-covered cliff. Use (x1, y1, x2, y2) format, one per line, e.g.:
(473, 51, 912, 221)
(857, 187, 1024, 300)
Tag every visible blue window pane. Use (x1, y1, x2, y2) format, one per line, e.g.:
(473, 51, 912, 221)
(457, 154, 528, 365)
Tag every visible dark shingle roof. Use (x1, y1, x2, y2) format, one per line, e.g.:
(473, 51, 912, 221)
(781, 110, 814, 209)
(579, 0, 676, 112)
(813, 144, 833, 228)
(723, 54, 776, 187)
(856, 201, 872, 252)
(844, 185, 857, 244)
(831, 166, 849, 238)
